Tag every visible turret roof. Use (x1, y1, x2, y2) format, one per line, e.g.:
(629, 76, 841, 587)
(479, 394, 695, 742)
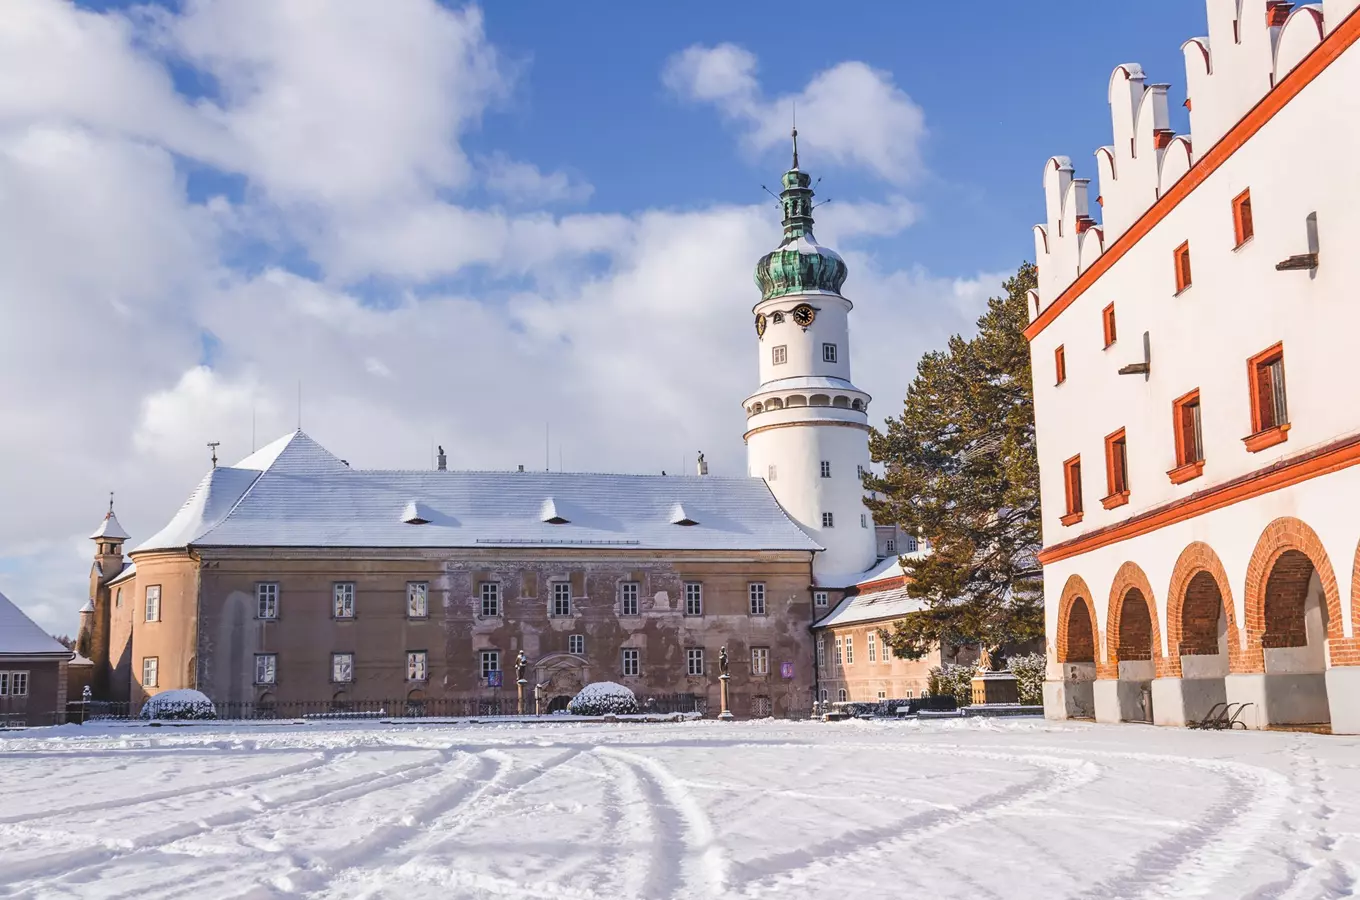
(90, 511, 130, 541)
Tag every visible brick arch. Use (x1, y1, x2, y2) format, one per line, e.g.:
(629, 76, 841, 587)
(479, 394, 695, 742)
(1056, 574, 1099, 664)
(1243, 517, 1343, 672)
(1165, 542, 1241, 677)
(1104, 562, 1164, 678)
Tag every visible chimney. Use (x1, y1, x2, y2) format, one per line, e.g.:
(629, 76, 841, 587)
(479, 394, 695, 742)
(696, 451, 708, 476)
(517, 464, 525, 473)
(437, 445, 447, 472)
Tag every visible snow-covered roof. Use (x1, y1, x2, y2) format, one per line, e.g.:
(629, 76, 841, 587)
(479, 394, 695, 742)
(89, 511, 130, 541)
(815, 554, 904, 590)
(134, 431, 823, 553)
(815, 581, 925, 629)
(0, 589, 71, 657)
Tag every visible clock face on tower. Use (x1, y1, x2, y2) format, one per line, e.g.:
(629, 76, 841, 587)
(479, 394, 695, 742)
(791, 304, 817, 328)
(755, 313, 767, 337)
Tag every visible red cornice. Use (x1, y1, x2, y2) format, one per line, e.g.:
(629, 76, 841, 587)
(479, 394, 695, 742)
(1024, 8, 1360, 343)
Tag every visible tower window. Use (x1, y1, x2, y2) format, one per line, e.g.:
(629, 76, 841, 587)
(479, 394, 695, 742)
(772, 345, 787, 365)
(860, 513, 867, 528)
(820, 461, 831, 478)
(767, 464, 777, 482)
(822, 512, 835, 528)
(144, 585, 161, 623)
(823, 343, 837, 363)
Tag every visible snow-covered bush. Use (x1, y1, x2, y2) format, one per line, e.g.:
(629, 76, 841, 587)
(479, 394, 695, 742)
(567, 682, 639, 716)
(927, 663, 976, 706)
(1007, 652, 1046, 706)
(139, 689, 217, 721)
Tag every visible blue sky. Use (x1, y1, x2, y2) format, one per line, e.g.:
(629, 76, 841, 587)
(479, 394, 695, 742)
(7, 0, 1212, 632)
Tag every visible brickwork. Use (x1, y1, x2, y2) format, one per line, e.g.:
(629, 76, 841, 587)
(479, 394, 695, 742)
(1334, 544, 1360, 666)
(1056, 575, 1098, 664)
(1164, 542, 1242, 677)
(1103, 562, 1164, 678)
(1243, 517, 1343, 669)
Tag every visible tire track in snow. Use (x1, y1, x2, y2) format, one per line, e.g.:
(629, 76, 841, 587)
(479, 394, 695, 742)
(597, 747, 728, 900)
(1, 749, 457, 897)
(590, 750, 655, 899)
(736, 745, 1101, 897)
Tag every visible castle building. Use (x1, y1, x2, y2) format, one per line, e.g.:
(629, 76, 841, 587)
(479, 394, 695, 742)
(76, 142, 953, 714)
(1027, 0, 1360, 731)
(0, 589, 73, 728)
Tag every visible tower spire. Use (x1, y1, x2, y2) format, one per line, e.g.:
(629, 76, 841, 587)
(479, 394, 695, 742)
(791, 102, 799, 170)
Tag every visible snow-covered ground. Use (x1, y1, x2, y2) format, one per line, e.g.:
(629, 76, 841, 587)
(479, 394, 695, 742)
(1, 717, 1356, 899)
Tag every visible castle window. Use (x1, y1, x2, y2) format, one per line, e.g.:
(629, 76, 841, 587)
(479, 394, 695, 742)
(331, 652, 353, 683)
(835, 637, 843, 665)
(551, 582, 572, 617)
(479, 581, 500, 617)
(861, 513, 868, 528)
(1055, 345, 1067, 385)
(1102, 303, 1117, 348)
(144, 585, 161, 623)
(1233, 189, 1254, 247)
(569, 634, 585, 655)
(686, 648, 705, 676)
(748, 583, 766, 616)
(479, 650, 500, 681)
(845, 636, 854, 664)
(1174, 242, 1193, 293)
(878, 690, 887, 700)
(332, 583, 355, 619)
(406, 582, 428, 618)
(886, 539, 897, 554)
(622, 648, 640, 677)
(751, 647, 770, 676)
(839, 688, 847, 702)
(115, 588, 122, 609)
(772, 345, 787, 365)
(1103, 428, 1129, 508)
(680, 584, 701, 619)
(1245, 344, 1289, 451)
(814, 590, 828, 608)
(816, 636, 826, 668)
(256, 583, 278, 620)
(771, 311, 784, 324)
(820, 688, 829, 702)
(823, 343, 838, 363)
(767, 464, 777, 481)
(142, 656, 159, 688)
(1061, 456, 1083, 526)
(0, 672, 28, 697)
(822, 512, 835, 528)
(868, 632, 877, 663)
(407, 651, 427, 682)
(619, 581, 639, 617)
(1170, 389, 1205, 483)
(820, 460, 831, 478)
(254, 654, 277, 685)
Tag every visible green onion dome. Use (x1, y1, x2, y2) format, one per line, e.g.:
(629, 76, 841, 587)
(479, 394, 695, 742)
(753, 136, 848, 302)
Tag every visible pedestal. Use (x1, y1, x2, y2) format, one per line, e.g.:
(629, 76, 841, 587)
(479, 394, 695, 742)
(718, 674, 734, 720)
(1043, 678, 1095, 720)
(517, 679, 527, 716)
(969, 671, 1019, 705)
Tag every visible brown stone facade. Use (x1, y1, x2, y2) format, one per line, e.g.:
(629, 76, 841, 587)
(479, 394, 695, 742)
(97, 546, 818, 716)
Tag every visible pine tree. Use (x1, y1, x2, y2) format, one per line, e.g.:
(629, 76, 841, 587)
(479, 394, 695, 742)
(865, 262, 1042, 668)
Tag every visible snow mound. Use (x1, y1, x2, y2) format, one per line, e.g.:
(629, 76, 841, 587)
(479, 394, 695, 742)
(140, 690, 217, 721)
(567, 681, 639, 716)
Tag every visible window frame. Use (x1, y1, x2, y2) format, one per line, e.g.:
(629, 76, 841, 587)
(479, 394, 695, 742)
(868, 631, 877, 663)
(834, 636, 843, 666)
(332, 582, 356, 620)
(142, 656, 159, 688)
(1060, 455, 1084, 526)
(1102, 428, 1130, 509)
(407, 650, 428, 683)
(479, 649, 500, 681)
(751, 647, 770, 676)
(0, 671, 28, 697)
(621, 648, 640, 677)
(767, 464, 777, 482)
(686, 648, 705, 677)
(838, 688, 848, 703)
(748, 582, 767, 616)
(772, 344, 787, 365)
(256, 582, 278, 620)
(254, 653, 277, 686)
(820, 460, 831, 478)
(845, 635, 854, 665)
(1174, 241, 1192, 294)
(406, 582, 429, 619)
(683, 582, 703, 617)
(822, 343, 837, 363)
(331, 652, 354, 684)
(551, 581, 572, 617)
(619, 581, 640, 617)
(1244, 343, 1290, 452)
(1102, 303, 1117, 348)
(144, 585, 161, 623)
(479, 581, 501, 618)
(1054, 345, 1067, 385)
(1170, 388, 1206, 484)
(816, 636, 825, 668)
(1232, 188, 1254, 248)
(813, 590, 828, 609)
(568, 634, 585, 655)
(821, 511, 835, 528)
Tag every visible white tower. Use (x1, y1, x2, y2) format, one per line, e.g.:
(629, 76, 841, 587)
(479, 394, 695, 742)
(744, 131, 878, 584)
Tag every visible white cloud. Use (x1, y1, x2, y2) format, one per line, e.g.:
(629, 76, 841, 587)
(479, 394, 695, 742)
(663, 44, 927, 184)
(482, 154, 593, 205)
(0, 1, 1006, 641)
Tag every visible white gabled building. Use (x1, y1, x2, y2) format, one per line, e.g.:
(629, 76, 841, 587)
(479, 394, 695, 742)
(1028, 0, 1360, 731)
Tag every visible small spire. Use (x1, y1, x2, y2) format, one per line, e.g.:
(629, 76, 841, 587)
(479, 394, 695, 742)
(108, 492, 115, 516)
(208, 441, 220, 469)
(790, 101, 799, 170)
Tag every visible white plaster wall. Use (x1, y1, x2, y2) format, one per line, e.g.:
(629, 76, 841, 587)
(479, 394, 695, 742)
(1040, 464, 1360, 679)
(753, 293, 853, 386)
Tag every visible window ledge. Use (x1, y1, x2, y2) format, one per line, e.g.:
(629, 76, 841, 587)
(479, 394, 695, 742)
(1232, 236, 1254, 253)
(1103, 340, 1116, 351)
(1059, 510, 1085, 527)
(1101, 490, 1130, 510)
(1174, 284, 1193, 298)
(1167, 460, 1205, 485)
(1243, 423, 1290, 453)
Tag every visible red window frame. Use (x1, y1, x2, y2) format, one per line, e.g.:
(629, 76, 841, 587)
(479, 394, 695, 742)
(1169, 389, 1205, 484)
(1054, 345, 1067, 385)
(1061, 455, 1084, 526)
(1102, 428, 1129, 508)
(1174, 242, 1192, 293)
(1102, 303, 1117, 348)
(1244, 342, 1289, 451)
(1232, 189, 1254, 247)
